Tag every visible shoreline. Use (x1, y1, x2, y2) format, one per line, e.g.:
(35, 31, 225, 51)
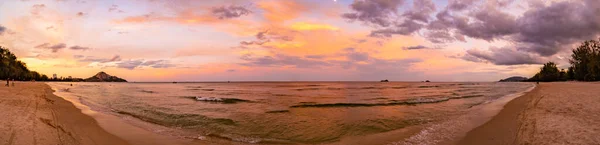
(3, 82, 562, 145)
(46, 82, 244, 145)
(0, 82, 130, 145)
(459, 82, 600, 144)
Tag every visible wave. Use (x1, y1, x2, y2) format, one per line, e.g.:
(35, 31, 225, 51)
(290, 98, 450, 108)
(295, 88, 320, 91)
(182, 96, 251, 104)
(291, 94, 486, 108)
(417, 85, 440, 88)
(113, 109, 235, 127)
(140, 90, 155, 93)
(265, 110, 290, 113)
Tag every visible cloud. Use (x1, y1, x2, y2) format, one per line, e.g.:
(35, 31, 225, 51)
(76, 12, 87, 17)
(369, 20, 424, 37)
(341, 0, 405, 27)
(77, 55, 121, 63)
(402, 0, 436, 23)
(343, 0, 436, 38)
(345, 0, 600, 65)
(447, 0, 478, 11)
(240, 47, 422, 71)
(511, 0, 600, 56)
(240, 53, 331, 68)
(108, 5, 124, 13)
(403, 45, 428, 50)
(237, 30, 294, 47)
(462, 47, 546, 65)
(69, 45, 90, 51)
(116, 60, 143, 70)
(305, 55, 326, 59)
(116, 59, 175, 70)
(455, 8, 517, 41)
(35, 43, 66, 53)
(289, 22, 339, 31)
(31, 4, 45, 16)
(257, 0, 309, 23)
(211, 5, 252, 19)
(0, 25, 6, 35)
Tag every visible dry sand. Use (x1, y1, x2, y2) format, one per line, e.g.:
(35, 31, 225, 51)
(0, 82, 130, 145)
(460, 82, 600, 145)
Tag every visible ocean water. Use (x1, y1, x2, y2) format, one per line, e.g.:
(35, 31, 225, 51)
(47, 82, 533, 144)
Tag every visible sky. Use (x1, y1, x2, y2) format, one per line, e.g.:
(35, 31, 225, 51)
(0, 0, 598, 82)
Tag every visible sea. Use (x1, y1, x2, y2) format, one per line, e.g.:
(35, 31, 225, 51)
(47, 82, 534, 145)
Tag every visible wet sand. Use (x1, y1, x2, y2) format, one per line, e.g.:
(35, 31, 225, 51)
(460, 82, 600, 144)
(0, 82, 130, 145)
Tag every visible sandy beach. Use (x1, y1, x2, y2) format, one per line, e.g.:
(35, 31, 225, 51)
(460, 82, 600, 144)
(0, 82, 130, 145)
(2, 82, 598, 145)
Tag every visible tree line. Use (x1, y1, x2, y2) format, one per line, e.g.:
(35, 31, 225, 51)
(0, 46, 49, 81)
(528, 39, 600, 82)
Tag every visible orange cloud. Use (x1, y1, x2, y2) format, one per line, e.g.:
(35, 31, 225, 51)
(257, 0, 307, 23)
(290, 22, 339, 31)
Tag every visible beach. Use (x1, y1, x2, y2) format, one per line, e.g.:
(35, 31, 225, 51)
(0, 82, 129, 145)
(1, 82, 598, 145)
(460, 82, 600, 144)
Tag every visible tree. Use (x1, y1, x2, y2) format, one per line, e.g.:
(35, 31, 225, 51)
(538, 62, 561, 82)
(570, 39, 600, 81)
(0, 46, 49, 81)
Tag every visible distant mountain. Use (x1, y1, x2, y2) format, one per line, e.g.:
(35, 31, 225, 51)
(84, 72, 127, 82)
(499, 76, 528, 82)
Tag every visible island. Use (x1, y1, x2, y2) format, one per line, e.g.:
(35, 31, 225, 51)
(84, 72, 128, 82)
(499, 76, 528, 82)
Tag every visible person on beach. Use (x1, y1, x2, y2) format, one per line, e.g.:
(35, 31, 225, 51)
(5, 78, 9, 87)
(11, 79, 15, 86)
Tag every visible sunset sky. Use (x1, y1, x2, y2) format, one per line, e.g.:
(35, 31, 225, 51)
(0, 0, 598, 82)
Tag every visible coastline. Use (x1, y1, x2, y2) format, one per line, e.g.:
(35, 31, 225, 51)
(8, 82, 581, 145)
(459, 82, 600, 144)
(0, 82, 129, 145)
(46, 82, 243, 145)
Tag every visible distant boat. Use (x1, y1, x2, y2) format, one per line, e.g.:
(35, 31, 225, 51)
(425, 80, 431, 82)
(172, 82, 177, 84)
(380, 79, 389, 82)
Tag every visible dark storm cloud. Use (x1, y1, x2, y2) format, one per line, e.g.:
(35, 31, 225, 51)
(462, 47, 545, 65)
(342, 0, 600, 65)
(69, 45, 90, 50)
(364, 0, 436, 38)
(447, 0, 479, 11)
(402, 0, 436, 23)
(369, 20, 424, 37)
(341, 0, 405, 27)
(35, 43, 66, 53)
(456, 8, 517, 41)
(211, 5, 252, 19)
(512, 0, 600, 56)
